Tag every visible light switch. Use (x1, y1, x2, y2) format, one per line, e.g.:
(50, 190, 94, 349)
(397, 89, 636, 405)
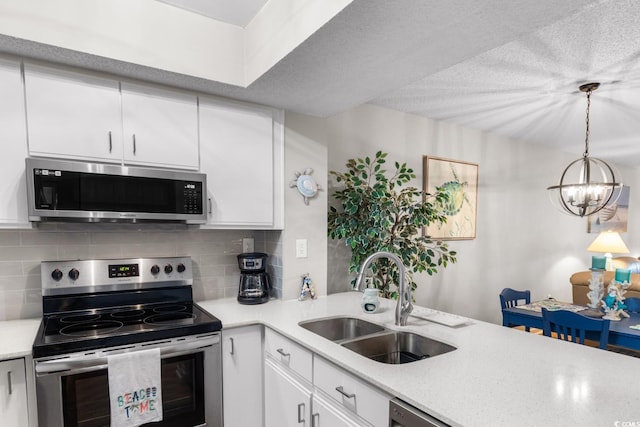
(296, 239, 308, 258)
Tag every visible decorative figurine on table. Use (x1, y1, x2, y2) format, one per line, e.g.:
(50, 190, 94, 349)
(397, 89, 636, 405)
(298, 273, 317, 301)
(587, 256, 606, 311)
(601, 268, 632, 321)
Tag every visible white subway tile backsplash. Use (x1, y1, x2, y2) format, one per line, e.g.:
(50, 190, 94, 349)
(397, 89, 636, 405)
(20, 230, 91, 246)
(0, 245, 58, 261)
(0, 231, 20, 246)
(0, 227, 282, 321)
(0, 261, 24, 277)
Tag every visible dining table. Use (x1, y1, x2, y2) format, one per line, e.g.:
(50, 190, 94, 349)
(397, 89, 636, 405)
(502, 299, 640, 350)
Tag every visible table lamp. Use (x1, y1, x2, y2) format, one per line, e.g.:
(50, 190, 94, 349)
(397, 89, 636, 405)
(587, 231, 630, 271)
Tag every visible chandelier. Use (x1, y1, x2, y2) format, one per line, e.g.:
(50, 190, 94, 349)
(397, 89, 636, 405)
(547, 82, 621, 217)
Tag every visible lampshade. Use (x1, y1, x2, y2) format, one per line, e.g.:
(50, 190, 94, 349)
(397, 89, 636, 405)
(587, 231, 629, 254)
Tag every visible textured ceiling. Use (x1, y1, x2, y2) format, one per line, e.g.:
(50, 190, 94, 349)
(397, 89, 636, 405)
(372, 0, 640, 167)
(1, 0, 639, 166)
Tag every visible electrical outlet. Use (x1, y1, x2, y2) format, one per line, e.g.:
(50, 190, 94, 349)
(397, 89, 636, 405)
(242, 238, 254, 253)
(296, 239, 308, 258)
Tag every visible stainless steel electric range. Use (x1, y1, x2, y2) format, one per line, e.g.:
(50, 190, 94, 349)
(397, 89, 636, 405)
(32, 256, 223, 427)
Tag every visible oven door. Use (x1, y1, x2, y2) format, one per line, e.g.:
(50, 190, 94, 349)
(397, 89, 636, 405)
(35, 334, 221, 427)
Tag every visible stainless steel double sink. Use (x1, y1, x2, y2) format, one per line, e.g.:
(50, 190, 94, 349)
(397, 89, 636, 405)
(298, 316, 456, 364)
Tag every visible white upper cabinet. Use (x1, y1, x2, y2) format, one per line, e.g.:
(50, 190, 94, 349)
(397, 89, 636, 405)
(0, 59, 30, 227)
(23, 65, 199, 171)
(121, 82, 199, 170)
(199, 97, 283, 229)
(24, 63, 123, 163)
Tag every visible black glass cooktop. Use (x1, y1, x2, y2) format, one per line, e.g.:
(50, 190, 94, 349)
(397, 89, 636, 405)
(32, 302, 222, 359)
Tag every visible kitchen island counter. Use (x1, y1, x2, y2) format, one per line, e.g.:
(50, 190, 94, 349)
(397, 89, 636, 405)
(200, 292, 640, 427)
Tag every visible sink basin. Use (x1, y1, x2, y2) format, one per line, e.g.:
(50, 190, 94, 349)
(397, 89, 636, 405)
(298, 316, 387, 342)
(341, 331, 456, 364)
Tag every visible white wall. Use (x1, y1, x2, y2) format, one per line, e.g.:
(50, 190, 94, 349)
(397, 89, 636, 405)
(0, 0, 352, 87)
(321, 103, 639, 324)
(281, 112, 328, 300)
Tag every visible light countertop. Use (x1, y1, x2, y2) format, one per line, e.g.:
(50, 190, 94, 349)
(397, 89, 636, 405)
(199, 292, 640, 427)
(0, 318, 40, 360)
(2, 294, 638, 426)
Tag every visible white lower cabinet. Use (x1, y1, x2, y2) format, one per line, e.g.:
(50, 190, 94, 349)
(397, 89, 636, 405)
(222, 326, 263, 427)
(313, 356, 389, 427)
(265, 358, 313, 427)
(263, 329, 388, 427)
(312, 391, 369, 427)
(0, 358, 29, 426)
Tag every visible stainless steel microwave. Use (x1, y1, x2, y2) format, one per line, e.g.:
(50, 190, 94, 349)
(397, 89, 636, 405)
(26, 158, 207, 223)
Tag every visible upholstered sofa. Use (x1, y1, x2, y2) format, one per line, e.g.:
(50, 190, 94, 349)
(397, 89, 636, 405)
(570, 256, 640, 305)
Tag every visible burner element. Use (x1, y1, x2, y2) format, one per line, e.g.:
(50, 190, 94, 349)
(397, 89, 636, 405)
(60, 320, 124, 337)
(60, 313, 101, 323)
(111, 309, 146, 319)
(153, 304, 187, 313)
(144, 313, 197, 326)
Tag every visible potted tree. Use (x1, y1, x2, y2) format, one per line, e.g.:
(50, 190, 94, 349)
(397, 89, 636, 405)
(328, 151, 456, 299)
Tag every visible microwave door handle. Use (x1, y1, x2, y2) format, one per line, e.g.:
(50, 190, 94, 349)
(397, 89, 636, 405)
(35, 335, 219, 374)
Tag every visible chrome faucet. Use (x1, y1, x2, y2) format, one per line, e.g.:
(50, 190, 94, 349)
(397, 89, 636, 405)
(354, 251, 413, 326)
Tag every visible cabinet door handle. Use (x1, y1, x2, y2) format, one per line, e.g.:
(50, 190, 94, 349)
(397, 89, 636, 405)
(229, 337, 234, 355)
(335, 385, 355, 399)
(276, 348, 290, 358)
(108, 131, 112, 153)
(312, 413, 319, 427)
(208, 198, 212, 215)
(297, 403, 305, 423)
(7, 371, 12, 395)
(132, 134, 136, 155)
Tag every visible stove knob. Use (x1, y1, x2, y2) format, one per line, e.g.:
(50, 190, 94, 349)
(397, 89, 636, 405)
(68, 268, 80, 281)
(164, 264, 173, 274)
(51, 269, 63, 281)
(150, 265, 160, 275)
(177, 263, 186, 273)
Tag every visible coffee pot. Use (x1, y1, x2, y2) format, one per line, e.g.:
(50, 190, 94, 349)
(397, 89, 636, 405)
(237, 252, 272, 304)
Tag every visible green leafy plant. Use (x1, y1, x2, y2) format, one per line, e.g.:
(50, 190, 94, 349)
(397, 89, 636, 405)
(328, 151, 457, 299)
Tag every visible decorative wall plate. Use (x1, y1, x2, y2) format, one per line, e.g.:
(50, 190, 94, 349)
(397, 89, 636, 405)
(290, 168, 320, 205)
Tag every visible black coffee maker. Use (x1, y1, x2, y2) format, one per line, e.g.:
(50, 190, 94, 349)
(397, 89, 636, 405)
(237, 252, 272, 304)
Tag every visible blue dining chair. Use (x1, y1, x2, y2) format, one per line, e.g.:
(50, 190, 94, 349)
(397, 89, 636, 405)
(624, 297, 640, 313)
(499, 288, 531, 331)
(541, 308, 610, 350)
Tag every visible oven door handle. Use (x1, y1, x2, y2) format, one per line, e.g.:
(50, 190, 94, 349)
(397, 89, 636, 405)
(35, 335, 219, 374)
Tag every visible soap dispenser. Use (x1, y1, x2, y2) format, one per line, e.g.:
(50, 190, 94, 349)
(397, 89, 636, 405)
(361, 288, 380, 313)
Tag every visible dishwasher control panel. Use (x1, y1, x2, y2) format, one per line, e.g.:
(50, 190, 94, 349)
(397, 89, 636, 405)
(389, 398, 450, 427)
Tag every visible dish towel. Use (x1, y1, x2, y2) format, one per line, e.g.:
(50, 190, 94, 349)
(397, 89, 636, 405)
(108, 348, 163, 427)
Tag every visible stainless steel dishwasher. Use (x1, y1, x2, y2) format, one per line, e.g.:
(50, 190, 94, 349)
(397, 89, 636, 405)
(389, 398, 450, 427)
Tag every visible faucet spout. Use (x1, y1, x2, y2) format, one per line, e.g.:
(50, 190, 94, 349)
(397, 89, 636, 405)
(354, 251, 413, 326)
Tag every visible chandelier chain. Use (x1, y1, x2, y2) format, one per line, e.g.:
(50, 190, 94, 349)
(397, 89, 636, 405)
(583, 88, 591, 158)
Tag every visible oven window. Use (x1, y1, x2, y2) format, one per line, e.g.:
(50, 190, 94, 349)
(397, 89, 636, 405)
(62, 353, 205, 427)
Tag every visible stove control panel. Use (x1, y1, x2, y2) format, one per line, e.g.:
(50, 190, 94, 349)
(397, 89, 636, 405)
(109, 263, 139, 278)
(40, 257, 193, 296)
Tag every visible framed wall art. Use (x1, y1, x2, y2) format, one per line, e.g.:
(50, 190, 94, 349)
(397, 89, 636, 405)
(423, 156, 478, 240)
(587, 185, 630, 233)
